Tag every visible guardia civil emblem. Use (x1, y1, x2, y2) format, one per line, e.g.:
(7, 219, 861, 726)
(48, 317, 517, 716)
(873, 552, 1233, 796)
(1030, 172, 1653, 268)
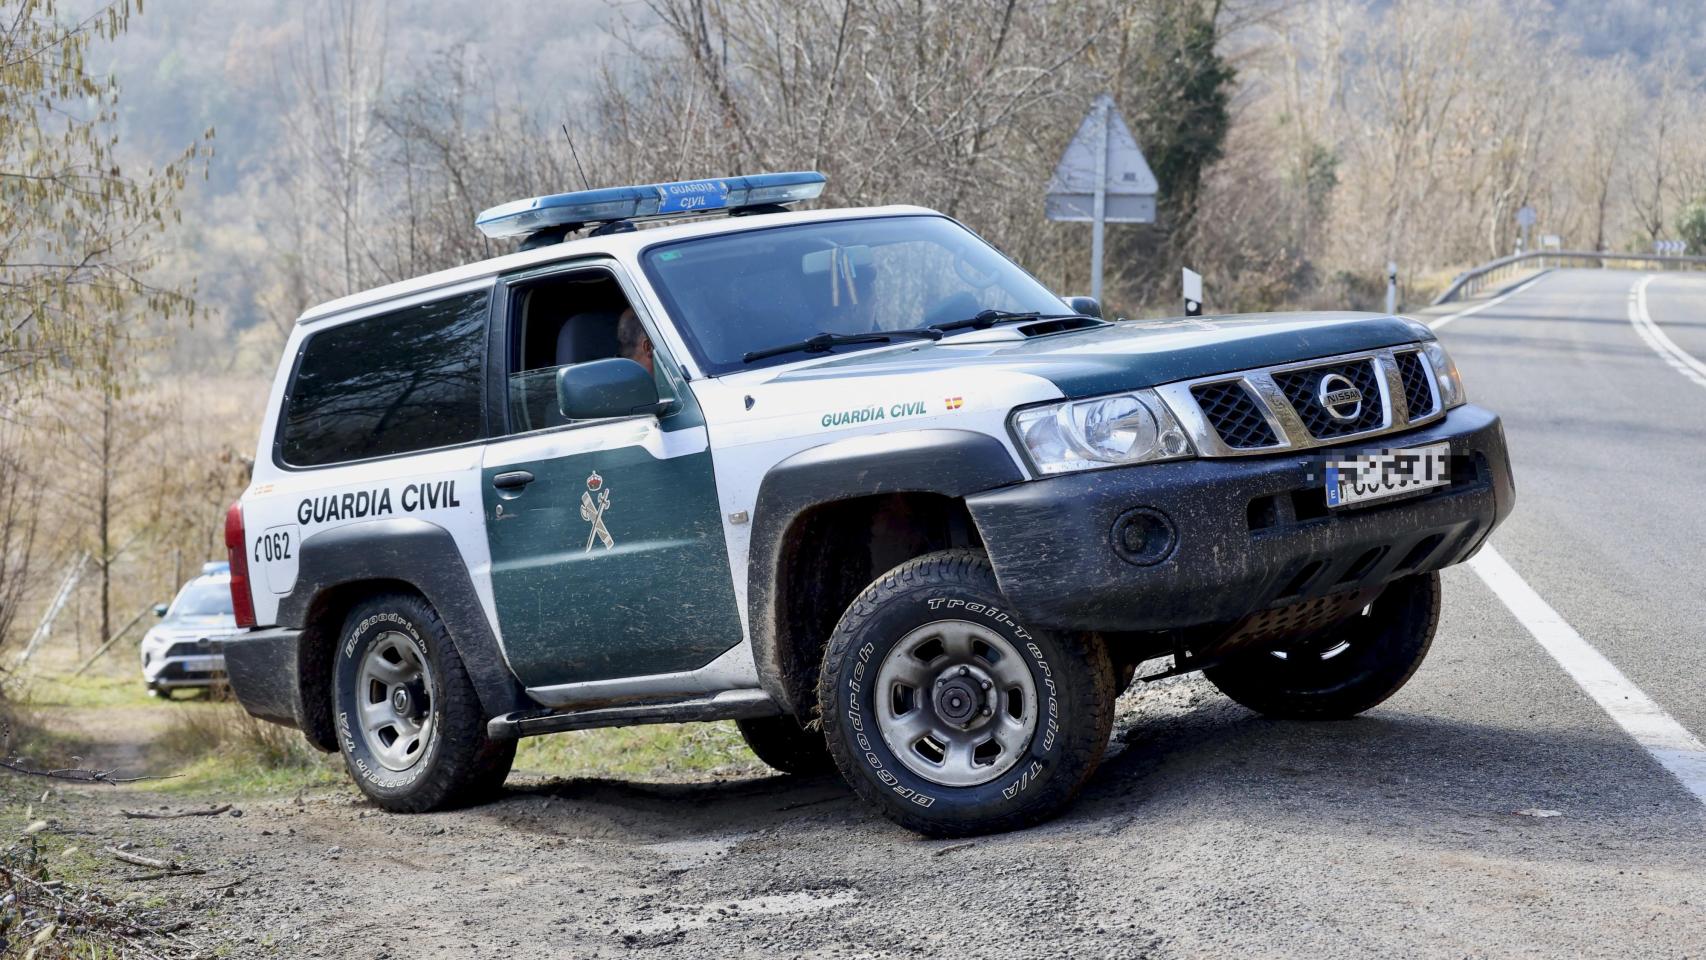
(580, 471, 614, 551)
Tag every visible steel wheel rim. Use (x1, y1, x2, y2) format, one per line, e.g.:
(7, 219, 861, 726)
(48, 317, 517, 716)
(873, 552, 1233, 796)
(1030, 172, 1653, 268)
(1268, 603, 1372, 662)
(873, 619, 1038, 788)
(355, 630, 436, 772)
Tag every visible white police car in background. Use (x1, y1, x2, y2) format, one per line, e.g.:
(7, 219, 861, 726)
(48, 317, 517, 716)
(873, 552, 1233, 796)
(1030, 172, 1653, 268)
(216, 171, 1511, 836)
(140, 562, 235, 698)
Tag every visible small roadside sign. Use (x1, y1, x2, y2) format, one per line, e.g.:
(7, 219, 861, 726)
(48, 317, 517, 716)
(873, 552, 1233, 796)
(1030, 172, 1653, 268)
(1515, 206, 1537, 228)
(1182, 268, 1203, 316)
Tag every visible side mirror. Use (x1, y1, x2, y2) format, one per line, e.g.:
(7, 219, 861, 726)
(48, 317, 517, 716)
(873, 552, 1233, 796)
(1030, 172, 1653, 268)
(1065, 295, 1101, 319)
(557, 358, 661, 421)
(153, 603, 169, 618)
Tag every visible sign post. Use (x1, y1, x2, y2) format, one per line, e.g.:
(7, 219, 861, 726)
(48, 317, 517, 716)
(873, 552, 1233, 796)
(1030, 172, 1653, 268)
(1515, 205, 1537, 255)
(1046, 94, 1157, 303)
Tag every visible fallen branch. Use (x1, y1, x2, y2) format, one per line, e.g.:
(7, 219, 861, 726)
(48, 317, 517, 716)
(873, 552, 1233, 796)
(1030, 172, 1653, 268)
(120, 804, 232, 820)
(124, 869, 206, 882)
(0, 723, 171, 785)
(0, 755, 166, 785)
(104, 847, 180, 871)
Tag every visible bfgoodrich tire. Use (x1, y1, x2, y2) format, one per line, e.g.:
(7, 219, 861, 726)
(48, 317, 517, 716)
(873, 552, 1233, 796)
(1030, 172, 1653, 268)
(817, 549, 1116, 837)
(736, 715, 835, 775)
(1203, 572, 1441, 720)
(333, 593, 515, 812)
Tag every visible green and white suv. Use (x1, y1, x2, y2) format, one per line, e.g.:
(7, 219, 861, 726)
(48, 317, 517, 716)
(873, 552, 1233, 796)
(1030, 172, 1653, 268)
(220, 173, 1514, 835)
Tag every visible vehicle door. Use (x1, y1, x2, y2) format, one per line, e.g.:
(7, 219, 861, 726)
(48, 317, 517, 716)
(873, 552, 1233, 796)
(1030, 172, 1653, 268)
(479, 259, 743, 690)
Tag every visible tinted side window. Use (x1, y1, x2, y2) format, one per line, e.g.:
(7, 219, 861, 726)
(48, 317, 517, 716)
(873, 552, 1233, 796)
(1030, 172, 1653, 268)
(279, 291, 488, 467)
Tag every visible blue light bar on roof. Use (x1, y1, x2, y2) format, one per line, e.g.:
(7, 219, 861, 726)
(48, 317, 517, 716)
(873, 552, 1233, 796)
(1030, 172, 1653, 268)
(475, 171, 828, 240)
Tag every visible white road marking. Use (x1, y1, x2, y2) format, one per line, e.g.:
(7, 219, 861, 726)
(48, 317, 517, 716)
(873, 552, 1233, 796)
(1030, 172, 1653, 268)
(1427, 272, 1551, 330)
(1470, 545, 1706, 807)
(1627, 274, 1706, 390)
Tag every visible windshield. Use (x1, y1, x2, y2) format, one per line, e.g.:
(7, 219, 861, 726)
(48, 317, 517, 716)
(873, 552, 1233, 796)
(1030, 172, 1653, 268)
(640, 215, 1068, 374)
(168, 579, 233, 620)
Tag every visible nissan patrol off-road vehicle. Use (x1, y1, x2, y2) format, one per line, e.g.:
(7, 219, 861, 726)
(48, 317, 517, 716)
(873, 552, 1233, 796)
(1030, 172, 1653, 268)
(220, 172, 1513, 836)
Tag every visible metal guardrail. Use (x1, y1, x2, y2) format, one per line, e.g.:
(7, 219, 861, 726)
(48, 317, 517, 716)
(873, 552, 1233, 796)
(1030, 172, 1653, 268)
(1432, 250, 1706, 305)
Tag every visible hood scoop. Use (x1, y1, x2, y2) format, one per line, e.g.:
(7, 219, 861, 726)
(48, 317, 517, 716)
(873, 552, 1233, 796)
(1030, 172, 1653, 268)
(941, 315, 1108, 344)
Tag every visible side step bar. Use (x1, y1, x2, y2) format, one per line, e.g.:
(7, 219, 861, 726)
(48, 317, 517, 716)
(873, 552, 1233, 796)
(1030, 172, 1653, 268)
(486, 688, 780, 740)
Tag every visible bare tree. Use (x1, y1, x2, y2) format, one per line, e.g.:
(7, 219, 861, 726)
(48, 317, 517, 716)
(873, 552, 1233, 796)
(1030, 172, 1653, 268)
(0, 0, 211, 406)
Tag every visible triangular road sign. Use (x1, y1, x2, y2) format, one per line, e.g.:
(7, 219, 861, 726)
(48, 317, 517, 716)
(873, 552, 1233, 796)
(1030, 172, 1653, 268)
(1046, 94, 1157, 224)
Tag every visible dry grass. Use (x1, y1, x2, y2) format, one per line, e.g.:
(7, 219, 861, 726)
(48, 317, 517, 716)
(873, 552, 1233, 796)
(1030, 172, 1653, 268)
(147, 694, 341, 795)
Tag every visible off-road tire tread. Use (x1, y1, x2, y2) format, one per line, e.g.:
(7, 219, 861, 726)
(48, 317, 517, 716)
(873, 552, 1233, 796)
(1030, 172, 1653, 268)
(1203, 573, 1441, 720)
(337, 593, 515, 812)
(736, 716, 835, 775)
(817, 548, 1115, 837)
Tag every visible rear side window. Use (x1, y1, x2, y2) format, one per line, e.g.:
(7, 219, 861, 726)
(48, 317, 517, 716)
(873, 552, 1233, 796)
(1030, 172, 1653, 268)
(278, 291, 489, 467)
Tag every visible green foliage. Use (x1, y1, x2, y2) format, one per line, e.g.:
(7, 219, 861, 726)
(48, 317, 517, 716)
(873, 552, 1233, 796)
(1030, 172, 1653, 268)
(1678, 199, 1706, 254)
(1120, 0, 1235, 228)
(0, 0, 212, 403)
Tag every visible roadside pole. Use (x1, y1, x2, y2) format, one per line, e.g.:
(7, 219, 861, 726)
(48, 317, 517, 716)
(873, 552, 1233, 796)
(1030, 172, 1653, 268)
(1183, 268, 1203, 316)
(1386, 261, 1398, 314)
(1090, 98, 1108, 302)
(1516, 205, 1537, 256)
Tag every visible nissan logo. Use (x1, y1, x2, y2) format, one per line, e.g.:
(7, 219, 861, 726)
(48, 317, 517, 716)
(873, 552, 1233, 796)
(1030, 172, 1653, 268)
(1317, 373, 1363, 422)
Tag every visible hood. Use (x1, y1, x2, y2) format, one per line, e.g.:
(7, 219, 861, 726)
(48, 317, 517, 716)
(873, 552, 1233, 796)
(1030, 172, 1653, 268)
(764, 311, 1432, 399)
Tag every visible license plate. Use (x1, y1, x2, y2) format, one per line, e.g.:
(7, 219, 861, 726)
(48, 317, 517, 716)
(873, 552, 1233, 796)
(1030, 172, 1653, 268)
(1325, 442, 1450, 508)
(178, 656, 220, 672)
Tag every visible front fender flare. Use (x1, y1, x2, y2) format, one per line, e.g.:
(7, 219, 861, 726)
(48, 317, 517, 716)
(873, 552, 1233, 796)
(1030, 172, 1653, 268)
(746, 429, 1025, 713)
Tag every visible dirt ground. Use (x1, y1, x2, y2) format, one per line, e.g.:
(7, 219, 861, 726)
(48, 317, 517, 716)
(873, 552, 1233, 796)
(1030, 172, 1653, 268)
(17, 607, 1706, 959)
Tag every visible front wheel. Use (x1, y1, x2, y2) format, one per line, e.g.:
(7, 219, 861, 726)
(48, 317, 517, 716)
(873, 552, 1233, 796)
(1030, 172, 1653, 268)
(333, 593, 515, 812)
(1203, 572, 1441, 719)
(817, 549, 1116, 837)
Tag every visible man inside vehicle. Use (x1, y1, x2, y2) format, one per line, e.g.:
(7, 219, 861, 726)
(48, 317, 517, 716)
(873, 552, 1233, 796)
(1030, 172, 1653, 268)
(616, 307, 654, 375)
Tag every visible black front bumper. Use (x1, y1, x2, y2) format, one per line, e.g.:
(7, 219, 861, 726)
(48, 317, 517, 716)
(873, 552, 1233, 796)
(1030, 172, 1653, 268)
(965, 405, 1514, 632)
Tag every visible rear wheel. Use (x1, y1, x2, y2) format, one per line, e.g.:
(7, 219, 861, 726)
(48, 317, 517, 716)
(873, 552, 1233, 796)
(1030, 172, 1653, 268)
(1203, 573, 1441, 719)
(817, 549, 1115, 837)
(736, 715, 834, 775)
(333, 593, 515, 812)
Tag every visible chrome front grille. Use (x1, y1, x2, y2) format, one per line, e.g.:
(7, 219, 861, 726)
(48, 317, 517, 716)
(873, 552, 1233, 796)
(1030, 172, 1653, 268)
(1394, 350, 1436, 419)
(1157, 345, 1445, 458)
(1270, 359, 1385, 438)
(1189, 381, 1278, 449)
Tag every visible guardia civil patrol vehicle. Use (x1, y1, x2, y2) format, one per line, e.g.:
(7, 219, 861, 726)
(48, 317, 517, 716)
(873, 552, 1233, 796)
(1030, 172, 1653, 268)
(220, 171, 1513, 836)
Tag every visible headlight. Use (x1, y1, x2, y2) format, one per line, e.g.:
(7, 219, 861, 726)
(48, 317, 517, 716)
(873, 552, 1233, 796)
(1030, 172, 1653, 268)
(1011, 390, 1193, 475)
(1421, 340, 1467, 409)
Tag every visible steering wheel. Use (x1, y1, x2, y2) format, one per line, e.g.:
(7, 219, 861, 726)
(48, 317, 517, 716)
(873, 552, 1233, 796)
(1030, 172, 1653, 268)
(952, 249, 1001, 289)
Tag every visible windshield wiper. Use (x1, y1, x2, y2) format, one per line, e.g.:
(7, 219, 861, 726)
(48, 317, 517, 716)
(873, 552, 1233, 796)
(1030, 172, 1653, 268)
(741, 328, 943, 364)
(927, 309, 1084, 335)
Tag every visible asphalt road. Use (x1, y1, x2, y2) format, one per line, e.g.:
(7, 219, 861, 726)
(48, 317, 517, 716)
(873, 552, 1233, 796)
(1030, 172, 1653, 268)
(76, 269, 1706, 958)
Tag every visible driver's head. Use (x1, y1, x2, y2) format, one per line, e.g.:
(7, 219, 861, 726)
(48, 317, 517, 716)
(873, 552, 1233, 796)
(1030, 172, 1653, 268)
(617, 307, 654, 375)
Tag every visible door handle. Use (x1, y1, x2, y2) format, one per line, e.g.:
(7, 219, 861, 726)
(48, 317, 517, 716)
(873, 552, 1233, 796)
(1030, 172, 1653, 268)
(491, 470, 535, 490)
